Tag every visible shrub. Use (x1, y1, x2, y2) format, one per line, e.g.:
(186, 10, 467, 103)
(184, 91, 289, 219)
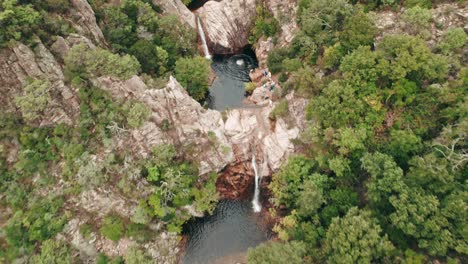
(124, 246, 152, 264)
(126, 223, 152, 242)
(100, 215, 125, 242)
(192, 172, 219, 214)
(267, 48, 289, 74)
(299, 0, 353, 46)
(125, 101, 151, 129)
(156, 15, 197, 68)
(30, 239, 72, 264)
(151, 144, 177, 167)
(340, 9, 377, 51)
(245, 82, 257, 94)
(174, 56, 211, 102)
(4, 197, 67, 258)
(247, 241, 307, 264)
(65, 44, 141, 80)
(278, 73, 288, 83)
(75, 152, 107, 188)
(269, 155, 317, 207)
(438, 27, 467, 55)
(402, 6, 432, 36)
(325, 208, 394, 263)
(79, 224, 93, 239)
(321, 43, 344, 70)
(404, 0, 432, 8)
(282, 58, 302, 72)
(32, 0, 70, 13)
(15, 79, 51, 122)
(292, 67, 322, 97)
(129, 40, 168, 75)
(131, 204, 151, 225)
(0, 1, 41, 46)
(249, 3, 280, 44)
(101, 6, 138, 52)
(269, 99, 289, 120)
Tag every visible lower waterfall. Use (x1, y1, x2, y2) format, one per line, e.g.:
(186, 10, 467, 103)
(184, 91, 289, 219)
(251, 154, 261, 212)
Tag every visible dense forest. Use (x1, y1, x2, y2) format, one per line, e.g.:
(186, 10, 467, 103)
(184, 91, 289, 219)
(0, 0, 466, 263)
(248, 0, 467, 263)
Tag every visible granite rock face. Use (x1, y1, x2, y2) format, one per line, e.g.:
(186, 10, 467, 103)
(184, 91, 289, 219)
(0, 40, 79, 127)
(94, 76, 236, 175)
(375, 3, 468, 47)
(93, 75, 305, 177)
(225, 91, 307, 177)
(65, 188, 180, 263)
(197, 0, 256, 54)
(152, 0, 196, 28)
(69, 0, 106, 44)
(255, 0, 299, 66)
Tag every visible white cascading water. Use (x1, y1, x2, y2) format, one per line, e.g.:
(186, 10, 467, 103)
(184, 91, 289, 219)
(197, 16, 212, 59)
(251, 154, 262, 212)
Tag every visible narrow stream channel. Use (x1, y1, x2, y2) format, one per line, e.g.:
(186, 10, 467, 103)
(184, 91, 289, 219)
(183, 48, 266, 261)
(183, 3, 269, 262)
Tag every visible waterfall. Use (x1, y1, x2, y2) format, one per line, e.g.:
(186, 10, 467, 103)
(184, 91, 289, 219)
(197, 16, 212, 59)
(251, 154, 261, 212)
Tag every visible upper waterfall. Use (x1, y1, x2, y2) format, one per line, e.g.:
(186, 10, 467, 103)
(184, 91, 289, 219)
(197, 16, 212, 59)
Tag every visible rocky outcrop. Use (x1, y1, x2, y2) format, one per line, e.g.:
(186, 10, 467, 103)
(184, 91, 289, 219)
(375, 3, 468, 47)
(255, 0, 299, 66)
(152, 0, 196, 28)
(0, 40, 79, 126)
(64, 195, 180, 264)
(225, 99, 305, 177)
(51, 34, 96, 61)
(93, 75, 306, 177)
(197, 0, 256, 54)
(69, 0, 106, 45)
(94, 76, 235, 175)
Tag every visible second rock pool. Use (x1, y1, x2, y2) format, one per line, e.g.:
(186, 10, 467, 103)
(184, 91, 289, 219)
(182, 200, 271, 264)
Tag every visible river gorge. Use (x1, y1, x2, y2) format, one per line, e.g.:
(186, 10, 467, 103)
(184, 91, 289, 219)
(183, 5, 271, 261)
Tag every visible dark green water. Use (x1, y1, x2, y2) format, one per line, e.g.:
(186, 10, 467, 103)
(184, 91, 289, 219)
(207, 51, 258, 111)
(182, 200, 271, 264)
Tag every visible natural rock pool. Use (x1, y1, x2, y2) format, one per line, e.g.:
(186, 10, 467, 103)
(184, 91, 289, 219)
(182, 200, 271, 264)
(207, 49, 258, 111)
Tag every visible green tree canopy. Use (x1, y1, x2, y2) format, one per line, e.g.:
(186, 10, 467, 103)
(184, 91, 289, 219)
(324, 207, 394, 264)
(0, 0, 41, 46)
(247, 241, 307, 264)
(65, 44, 141, 80)
(30, 239, 72, 264)
(269, 155, 317, 207)
(15, 79, 51, 122)
(174, 56, 211, 102)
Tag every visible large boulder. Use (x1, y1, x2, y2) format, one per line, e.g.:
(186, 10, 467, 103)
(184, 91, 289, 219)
(197, 0, 256, 54)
